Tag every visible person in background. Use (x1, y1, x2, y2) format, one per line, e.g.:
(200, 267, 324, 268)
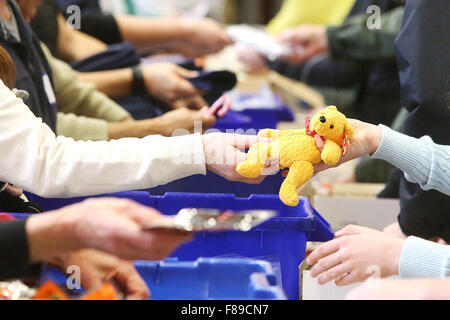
(0, 43, 262, 298)
(241, 0, 405, 185)
(56, 0, 232, 58)
(30, 0, 216, 114)
(266, 0, 355, 36)
(0, 0, 215, 143)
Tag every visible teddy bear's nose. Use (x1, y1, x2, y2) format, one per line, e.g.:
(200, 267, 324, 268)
(320, 116, 326, 123)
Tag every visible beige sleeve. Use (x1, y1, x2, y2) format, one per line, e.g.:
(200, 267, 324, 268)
(41, 43, 131, 122)
(57, 112, 108, 141)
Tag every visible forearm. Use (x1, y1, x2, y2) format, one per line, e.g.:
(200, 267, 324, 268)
(26, 213, 81, 263)
(115, 16, 189, 52)
(57, 14, 108, 62)
(371, 125, 450, 195)
(0, 82, 206, 198)
(43, 44, 131, 121)
(107, 117, 169, 140)
(77, 68, 133, 99)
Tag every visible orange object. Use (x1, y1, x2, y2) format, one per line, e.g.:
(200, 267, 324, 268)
(82, 283, 121, 301)
(32, 281, 69, 300)
(194, 56, 205, 68)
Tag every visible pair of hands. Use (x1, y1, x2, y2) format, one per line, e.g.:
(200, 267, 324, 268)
(142, 19, 233, 107)
(172, 18, 233, 58)
(26, 198, 192, 264)
(307, 225, 405, 286)
(238, 24, 328, 71)
(57, 249, 149, 300)
(26, 198, 193, 299)
(143, 63, 207, 110)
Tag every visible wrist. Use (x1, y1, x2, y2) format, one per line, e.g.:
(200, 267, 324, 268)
(365, 123, 382, 155)
(26, 211, 82, 263)
(387, 238, 405, 277)
(137, 118, 169, 137)
(178, 19, 195, 40)
(131, 65, 147, 96)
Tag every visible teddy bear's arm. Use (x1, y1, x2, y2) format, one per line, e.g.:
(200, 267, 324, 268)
(258, 129, 305, 140)
(321, 140, 342, 165)
(236, 143, 271, 179)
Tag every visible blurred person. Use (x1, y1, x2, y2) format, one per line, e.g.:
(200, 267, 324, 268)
(0, 43, 265, 206)
(29, 0, 212, 112)
(0, 0, 215, 143)
(56, 0, 233, 57)
(0, 41, 262, 296)
(266, 0, 356, 35)
(240, 0, 405, 184)
(0, 197, 192, 298)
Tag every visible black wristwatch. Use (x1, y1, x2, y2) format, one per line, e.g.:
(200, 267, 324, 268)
(131, 65, 147, 96)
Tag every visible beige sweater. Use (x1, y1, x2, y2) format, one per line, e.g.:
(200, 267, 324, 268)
(41, 44, 131, 141)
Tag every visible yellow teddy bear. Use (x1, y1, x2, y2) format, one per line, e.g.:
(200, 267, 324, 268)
(236, 106, 354, 207)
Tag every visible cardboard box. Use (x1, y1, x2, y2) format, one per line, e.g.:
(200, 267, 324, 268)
(312, 196, 400, 231)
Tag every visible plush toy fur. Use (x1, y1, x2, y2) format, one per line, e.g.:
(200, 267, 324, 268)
(236, 106, 354, 206)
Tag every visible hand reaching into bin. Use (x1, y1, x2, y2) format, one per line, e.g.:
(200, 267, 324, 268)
(55, 249, 150, 300)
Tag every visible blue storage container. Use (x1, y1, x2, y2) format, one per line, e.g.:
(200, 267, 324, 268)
(147, 171, 285, 197)
(212, 96, 295, 133)
(135, 258, 286, 300)
(38, 257, 285, 300)
(23, 191, 334, 300)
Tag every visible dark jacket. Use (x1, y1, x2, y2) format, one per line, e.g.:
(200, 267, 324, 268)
(0, 0, 57, 132)
(0, 217, 42, 281)
(390, 0, 450, 241)
(269, 0, 403, 126)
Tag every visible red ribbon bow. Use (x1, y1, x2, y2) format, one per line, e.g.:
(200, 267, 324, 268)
(305, 116, 317, 137)
(305, 116, 350, 157)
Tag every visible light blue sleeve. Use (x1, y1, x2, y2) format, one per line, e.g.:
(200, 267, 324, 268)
(371, 125, 450, 195)
(399, 236, 450, 278)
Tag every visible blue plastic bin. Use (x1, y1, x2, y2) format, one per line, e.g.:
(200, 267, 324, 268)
(135, 258, 286, 300)
(147, 171, 285, 197)
(23, 191, 334, 300)
(212, 97, 294, 133)
(38, 257, 286, 300)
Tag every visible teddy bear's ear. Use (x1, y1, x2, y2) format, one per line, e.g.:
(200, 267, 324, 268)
(326, 106, 337, 111)
(344, 121, 354, 139)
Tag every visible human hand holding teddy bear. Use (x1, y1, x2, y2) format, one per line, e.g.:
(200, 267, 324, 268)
(236, 106, 381, 207)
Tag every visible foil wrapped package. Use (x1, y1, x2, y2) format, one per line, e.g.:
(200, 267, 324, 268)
(143, 208, 276, 232)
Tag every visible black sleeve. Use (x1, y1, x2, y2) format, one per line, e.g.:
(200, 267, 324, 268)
(30, 0, 60, 56)
(268, 57, 366, 88)
(0, 219, 42, 281)
(79, 12, 123, 45)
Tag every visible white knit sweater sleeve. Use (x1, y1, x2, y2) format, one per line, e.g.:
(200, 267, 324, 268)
(0, 81, 206, 197)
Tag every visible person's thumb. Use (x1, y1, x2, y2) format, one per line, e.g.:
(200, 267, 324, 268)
(175, 65, 199, 79)
(315, 134, 325, 152)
